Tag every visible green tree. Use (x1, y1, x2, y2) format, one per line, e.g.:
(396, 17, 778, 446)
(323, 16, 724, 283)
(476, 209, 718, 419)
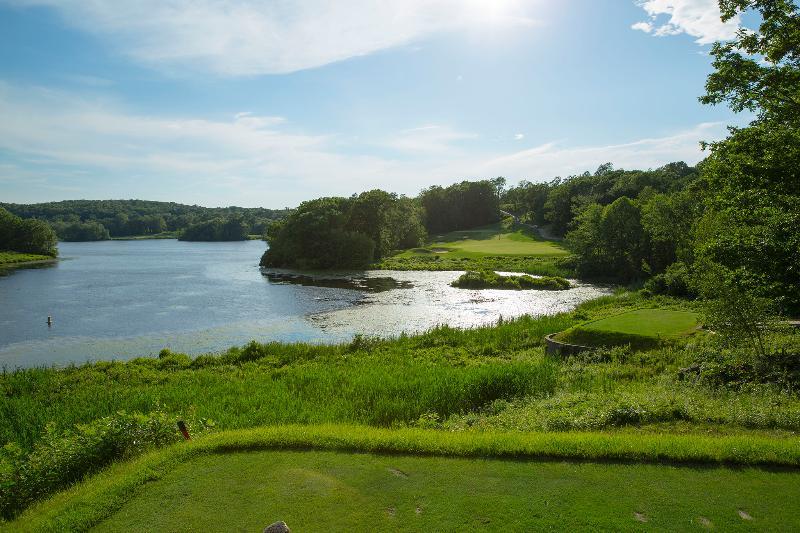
(696, 0, 800, 312)
(702, 0, 800, 124)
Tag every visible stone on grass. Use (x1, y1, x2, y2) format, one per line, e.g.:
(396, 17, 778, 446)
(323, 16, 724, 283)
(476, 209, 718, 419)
(263, 521, 290, 533)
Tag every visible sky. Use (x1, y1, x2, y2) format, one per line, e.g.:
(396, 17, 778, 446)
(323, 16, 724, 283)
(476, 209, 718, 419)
(0, 0, 752, 208)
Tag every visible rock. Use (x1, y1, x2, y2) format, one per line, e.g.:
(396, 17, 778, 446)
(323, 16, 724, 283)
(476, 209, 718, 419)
(263, 521, 290, 533)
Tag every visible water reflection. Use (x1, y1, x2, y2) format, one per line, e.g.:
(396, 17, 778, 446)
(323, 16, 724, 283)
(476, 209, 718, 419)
(0, 240, 611, 367)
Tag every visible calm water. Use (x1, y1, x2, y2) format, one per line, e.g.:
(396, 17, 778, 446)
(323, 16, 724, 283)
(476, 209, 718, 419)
(0, 240, 610, 368)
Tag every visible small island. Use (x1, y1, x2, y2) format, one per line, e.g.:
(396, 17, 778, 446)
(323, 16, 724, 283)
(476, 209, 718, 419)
(451, 270, 571, 290)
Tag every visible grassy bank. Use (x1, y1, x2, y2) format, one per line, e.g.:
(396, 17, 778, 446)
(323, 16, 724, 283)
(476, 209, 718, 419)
(3, 293, 798, 450)
(8, 426, 800, 532)
(375, 222, 575, 277)
(110, 232, 178, 240)
(0, 251, 55, 266)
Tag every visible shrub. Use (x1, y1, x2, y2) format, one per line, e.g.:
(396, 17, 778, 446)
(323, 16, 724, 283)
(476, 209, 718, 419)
(644, 262, 695, 297)
(679, 348, 800, 391)
(451, 270, 570, 290)
(0, 410, 210, 520)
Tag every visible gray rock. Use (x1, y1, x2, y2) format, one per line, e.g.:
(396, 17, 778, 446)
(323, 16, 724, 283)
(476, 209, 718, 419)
(263, 521, 290, 533)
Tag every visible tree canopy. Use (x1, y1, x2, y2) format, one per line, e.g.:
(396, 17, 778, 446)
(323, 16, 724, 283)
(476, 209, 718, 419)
(0, 207, 58, 257)
(261, 191, 425, 269)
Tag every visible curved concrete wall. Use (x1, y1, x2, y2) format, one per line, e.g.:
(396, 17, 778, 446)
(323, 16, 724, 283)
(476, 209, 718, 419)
(544, 333, 592, 358)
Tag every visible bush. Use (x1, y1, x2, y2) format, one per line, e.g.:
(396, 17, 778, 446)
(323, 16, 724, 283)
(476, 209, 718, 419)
(644, 262, 695, 297)
(0, 410, 209, 520)
(679, 348, 800, 391)
(451, 270, 570, 290)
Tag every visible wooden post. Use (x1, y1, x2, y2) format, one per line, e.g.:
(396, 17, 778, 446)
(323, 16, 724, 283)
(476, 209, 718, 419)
(177, 420, 191, 440)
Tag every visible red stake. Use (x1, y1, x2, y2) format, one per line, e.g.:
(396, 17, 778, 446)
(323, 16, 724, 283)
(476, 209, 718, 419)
(177, 420, 191, 440)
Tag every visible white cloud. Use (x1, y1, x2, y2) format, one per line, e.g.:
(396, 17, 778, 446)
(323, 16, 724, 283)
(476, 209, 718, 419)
(4, 0, 537, 76)
(385, 125, 477, 155)
(632, 0, 740, 44)
(480, 122, 727, 180)
(0, 82, 726, 206)
(514, 133, 525, 140)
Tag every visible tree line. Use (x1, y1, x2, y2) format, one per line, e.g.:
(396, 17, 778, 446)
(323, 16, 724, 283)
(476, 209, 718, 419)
(261, 181, 498, 269)
(0, 207, 58, 257)
(0, 200, 290, 241)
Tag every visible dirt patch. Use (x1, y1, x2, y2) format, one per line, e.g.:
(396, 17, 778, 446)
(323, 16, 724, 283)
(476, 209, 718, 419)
(697, 516, 713, 528)
(386, 507, 396, 517)
(429, 248, 451, 253)
(738, 510, 753, 520)
(415, 506, 423, 515)
(387, 467, 408, 478)
(634, 512, 648, 523)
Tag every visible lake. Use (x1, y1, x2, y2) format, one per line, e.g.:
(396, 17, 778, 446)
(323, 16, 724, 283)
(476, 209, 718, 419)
(0, 240, 610, 368)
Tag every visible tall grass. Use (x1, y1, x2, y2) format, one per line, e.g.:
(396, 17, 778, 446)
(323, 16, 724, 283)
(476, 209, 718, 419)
(1, 314, 570, 450)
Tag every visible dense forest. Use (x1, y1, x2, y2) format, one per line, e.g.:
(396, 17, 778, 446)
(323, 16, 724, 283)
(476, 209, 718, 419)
(0, 200, 289, 241)
(178, 217, 250, 242)
(419, 179, 501, 234)
(0, 207, 58, 257)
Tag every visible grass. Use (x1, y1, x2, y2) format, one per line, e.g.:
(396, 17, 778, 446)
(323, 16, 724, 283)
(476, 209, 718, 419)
(0, 251, 55, 265)
(95, 451, 800, 532)
(375, 221, 574, 276)
(555, 308, 702, 350)
(3, 292, 800, 523)
(427, 224, 569, 256)
(8, 425, 800, 532)
(0, 314, 570, 450)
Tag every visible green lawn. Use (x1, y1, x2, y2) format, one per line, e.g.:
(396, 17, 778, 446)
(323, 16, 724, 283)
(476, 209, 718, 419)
(555, 308, 701, 349)
(414, 223, 568, 257)
(582, 309, 700, 338)
(375, 222, 573, 276)
(94, 449, 800, 531)
(0, 251, 54, 265)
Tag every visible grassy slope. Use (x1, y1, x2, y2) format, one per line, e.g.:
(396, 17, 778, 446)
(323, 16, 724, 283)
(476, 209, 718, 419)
(8, 425, 800, 532)
(0, 251, 54, 265)
(96, 450, 800, 532)
(375, 222, 573, 276)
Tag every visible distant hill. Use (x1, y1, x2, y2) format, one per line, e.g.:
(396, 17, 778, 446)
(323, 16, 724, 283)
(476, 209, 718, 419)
(0, 199, 290, 241)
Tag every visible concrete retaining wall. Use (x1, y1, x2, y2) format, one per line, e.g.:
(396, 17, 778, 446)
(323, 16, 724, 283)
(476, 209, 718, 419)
(544, 333, 592, 358)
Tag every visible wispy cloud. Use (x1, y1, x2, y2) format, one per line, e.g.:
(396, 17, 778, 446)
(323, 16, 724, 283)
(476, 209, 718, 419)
(631, 0, 739, 44)
(385, 125, 478, 155)
(0, 82, 725, 206)
(4, 0, 538, 76)
(480, 122, 727, 179)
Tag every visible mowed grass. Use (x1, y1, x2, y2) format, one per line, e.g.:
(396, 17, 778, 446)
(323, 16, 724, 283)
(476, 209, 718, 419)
(376, 222, 573, 276)
(94, 450, 800, 532)
(409, 223, 568, 257)
(583, 309, 700, 337)
(555, 308, 702, 350)
(9, 426, 800, 532)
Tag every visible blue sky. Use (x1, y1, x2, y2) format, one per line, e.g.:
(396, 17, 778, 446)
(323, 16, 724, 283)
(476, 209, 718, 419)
(0, 0, 749, 208)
